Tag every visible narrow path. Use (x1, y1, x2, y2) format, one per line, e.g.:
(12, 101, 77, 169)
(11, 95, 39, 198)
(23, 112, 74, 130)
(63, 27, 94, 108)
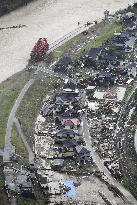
(82, 114, 137, 205)
(134, 128, 137, 153)
(14, 117, 34, 164)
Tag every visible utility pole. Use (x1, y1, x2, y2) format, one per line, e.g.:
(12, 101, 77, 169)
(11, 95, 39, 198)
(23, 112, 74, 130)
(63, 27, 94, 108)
(104, 10, 109, 21)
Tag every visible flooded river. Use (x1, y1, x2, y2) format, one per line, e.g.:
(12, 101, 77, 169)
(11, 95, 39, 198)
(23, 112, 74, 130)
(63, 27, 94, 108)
(0, 0, 135, 82)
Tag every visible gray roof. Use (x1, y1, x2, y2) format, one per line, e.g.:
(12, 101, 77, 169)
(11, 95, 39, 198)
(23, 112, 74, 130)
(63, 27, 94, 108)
(52, 159, 64, 166)
(75, 146, 90, 154)
(63, 139, 78, 148)
(57, 129, 76, 136)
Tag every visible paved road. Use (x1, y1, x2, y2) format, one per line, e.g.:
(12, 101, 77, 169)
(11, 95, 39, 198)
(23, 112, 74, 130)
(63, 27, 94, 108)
(3, 79, 35, 162)
(134, 128, 137, 153)
(82, 113, 137, 205)
(14, 118, 34, 164)
(11, 197, 16, 205)
(0, 149, 3, 156)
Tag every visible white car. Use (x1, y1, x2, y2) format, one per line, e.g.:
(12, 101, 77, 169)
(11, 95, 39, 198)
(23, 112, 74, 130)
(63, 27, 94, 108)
(125, 46, 134, 53)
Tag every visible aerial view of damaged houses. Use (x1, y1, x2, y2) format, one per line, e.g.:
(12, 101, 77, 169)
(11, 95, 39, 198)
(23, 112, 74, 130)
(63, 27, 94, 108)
(2, 0, 137, 205)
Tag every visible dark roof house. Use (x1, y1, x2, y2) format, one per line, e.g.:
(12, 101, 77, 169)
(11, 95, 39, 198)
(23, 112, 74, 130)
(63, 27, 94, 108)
(52, 159, 64, 170)
(79, 47, 102, 68)
(54, 56, 73, 72)
(63, 81, 77, 91)
(61, 109, 80, 118)
(123, 12, 136, 23)
(57, 129, 77, 136)
(95, 71, 115, 86)
(63, 139, 78, 149)
(87, 47, 102, 59)
(75, 146, 90, 162)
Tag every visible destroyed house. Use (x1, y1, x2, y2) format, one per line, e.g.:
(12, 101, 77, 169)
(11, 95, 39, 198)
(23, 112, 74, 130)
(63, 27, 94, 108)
(62, 118, 80, 130)
(52, 159, 64, 170)
(56, 92, 80, 104)
(63, 119, 75, 128)
(103, 52, 122, 65)
(113, 32, 130, 41)
(63, 139, 78, 150)
(80, 47, 101, 68)
(20, 181, 33, 194)
(126, 21, 136, 31)
(38, 175, 48, 188)
(56, 129, 77, 137)
(55, 97, 65, 106)
(123, 12, 136, 24)
(56, 129, 78, 142)
(63, 81, 77, 92)
(41, 104, 55, 116)
(121, 61, 137, 75)
(61, 109, 80, 118)
(95, 72, 115, 86)
(62, 140, 78, 154)
(112, 33, 129, 48)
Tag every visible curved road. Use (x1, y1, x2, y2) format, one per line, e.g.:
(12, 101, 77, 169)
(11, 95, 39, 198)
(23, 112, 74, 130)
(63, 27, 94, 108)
(3, 79, 35, 162)
(82, 114, 137, 205)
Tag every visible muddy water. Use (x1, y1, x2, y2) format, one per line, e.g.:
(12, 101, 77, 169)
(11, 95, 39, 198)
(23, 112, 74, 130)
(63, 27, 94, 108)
(0, 0, 135, 82)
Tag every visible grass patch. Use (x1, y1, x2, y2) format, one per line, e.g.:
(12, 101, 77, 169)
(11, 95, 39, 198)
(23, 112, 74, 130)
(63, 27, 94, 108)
(11, 126, 28, 165)
(0, 190, 9, 205)
(122, 176, 137, 199)
(0, 157, 9, 205)
(0, 70, 32, 148)
(16, 76, 61, 148)
(0, 175, 4, 188)
(74, 20, 122, 58)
